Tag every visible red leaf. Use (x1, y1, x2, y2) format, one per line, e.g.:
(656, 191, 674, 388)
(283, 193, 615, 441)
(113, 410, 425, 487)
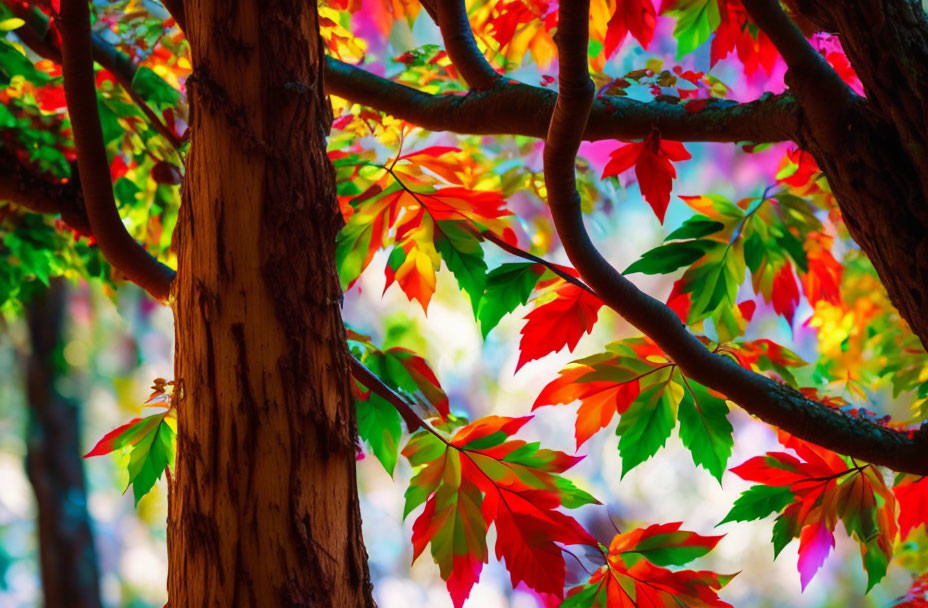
(602, 133, 690, 223)
(84, 418, 143, 457)
(802, 237, 842, 306)
(516, 282, 603, 371)
(35, 84, 67, 113)
(771, 264, 800, 324)
(894, 475, 928, 540)
(666, 279, 692, 322)
(603, 0, 657, 57)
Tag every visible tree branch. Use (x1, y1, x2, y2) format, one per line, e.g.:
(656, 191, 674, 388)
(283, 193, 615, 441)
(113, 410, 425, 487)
(59, 0, 174, 301)
(435, 0, 500, 90)
(740, 0, 857, 147)
(324, 57, 801, 143)
(349, 356, 423, 432)
(5, 1, 182, 148)
(0, 148, 90, 234)
(159, 0, 187, 32)
(542, 0, 928, 475)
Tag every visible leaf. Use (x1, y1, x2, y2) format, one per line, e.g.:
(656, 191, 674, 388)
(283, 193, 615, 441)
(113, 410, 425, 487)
(616, 368, 682, 476)
(609, 522, 724, 567)
(771, 263, 800, 324)
(357, 394, 403, 474)
(894, 475, 928, 540)
(516, 281, 603, 370)
(625, 239, 716, 275)
(86, 409, 177, 504)
(477, 263, 543, 337)
(433, 220, 487, 314)
(728, 432, 896, 590)
(665, 0, 722, 58)
(603, 0, 657, 57)
(718, 485, 794, 525)
(130, 66, 181, 110)
(402, 416, 597, 605)
(602, 133, 691, 223)
(666, 216, 725, 241)
(0, 39, 50, 86)
(565, 523, 734, 607)
(533, 340, 671, 448)
(678, 379, 733, 481)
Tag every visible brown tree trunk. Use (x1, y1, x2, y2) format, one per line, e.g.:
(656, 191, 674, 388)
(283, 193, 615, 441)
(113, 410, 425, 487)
(25, 278, 102, 608)
(166, 0, 375, 605)
(790, 0, 928, 350)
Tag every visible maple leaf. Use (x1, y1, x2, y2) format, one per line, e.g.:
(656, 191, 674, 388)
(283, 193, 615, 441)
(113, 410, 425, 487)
(602, 133, 691, 223)
(603, 0, 657, 57)
(403, 415, 597, 607)
(564, 523, 733, 607)
(724, 432, 897, 590)
(516, 280, 604, 371)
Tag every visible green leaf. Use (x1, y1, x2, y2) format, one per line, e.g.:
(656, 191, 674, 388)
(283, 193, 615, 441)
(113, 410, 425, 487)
(718, 485, 794, 525)
(561, 581, 604, 607)
(665, 216, 724, 241)
(616, 370, 681, 476)
(357, 394, 403, 475)
(685, 245, 744, 322)
(624, 240, 716, 275)
(771, 514, 798, 558)
(125, 412, 176, 504)
(336, 221, 374, 289)
(434, 221, 487, 314)
(476, 263, 541, 337)
(0, 39, 50, 86)
(678, 380, 733, 481)
(130, 66, 181, 110)
(667, 0, 721, 58)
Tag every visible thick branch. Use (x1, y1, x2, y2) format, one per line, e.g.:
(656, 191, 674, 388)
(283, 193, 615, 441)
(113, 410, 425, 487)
(160, 0, 187, 32)
(542, 0, 928, 475)
(324, 57, 801, 143)
(740, 0, 856, 148)
(0, 147, 91, 234)
(59, 0, 174, 300)
(435, 0, 499, 89)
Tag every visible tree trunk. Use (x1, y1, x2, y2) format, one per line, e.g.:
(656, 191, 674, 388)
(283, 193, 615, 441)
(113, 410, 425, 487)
(166, 1, 375, 605)
(791, 0, 928, 350)
(25, 278, 102, 608)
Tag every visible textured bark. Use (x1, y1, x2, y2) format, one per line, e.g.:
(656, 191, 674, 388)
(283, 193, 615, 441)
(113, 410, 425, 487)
(780, 0, 928, 352)
(167, 0, 374, 605)
(25, 279, 102, 608)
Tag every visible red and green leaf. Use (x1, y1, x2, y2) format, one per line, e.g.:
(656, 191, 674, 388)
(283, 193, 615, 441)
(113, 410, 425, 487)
(402, 415, 597, 606)
(725, 432, 896, 590)
(563, 523, 734, 607)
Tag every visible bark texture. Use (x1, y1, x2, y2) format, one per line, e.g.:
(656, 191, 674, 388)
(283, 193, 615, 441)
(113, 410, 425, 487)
(25, 279, 102, 608)
(167, 0, 374, 605)
(754, 0, 928, 351)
